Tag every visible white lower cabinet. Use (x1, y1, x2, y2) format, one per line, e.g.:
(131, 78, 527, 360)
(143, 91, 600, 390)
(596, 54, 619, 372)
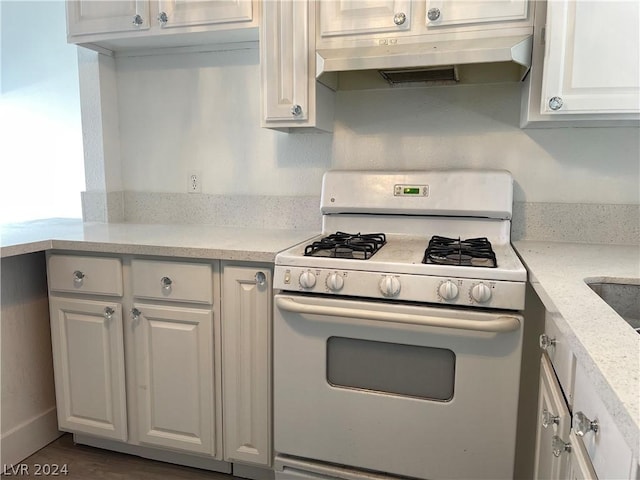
(49, 296, 128, 441)
(133, 303, 214, 455)
(534, 311, 636, 479)
(222, 264, 272, 466)
(47, 253, 221, 460)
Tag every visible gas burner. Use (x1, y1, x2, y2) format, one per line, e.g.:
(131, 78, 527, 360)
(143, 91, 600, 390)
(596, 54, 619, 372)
(423, 236, 497, 268)
(304, 232, 387, 260)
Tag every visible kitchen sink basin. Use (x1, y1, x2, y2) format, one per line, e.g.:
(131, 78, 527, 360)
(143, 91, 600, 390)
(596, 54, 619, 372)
(587, 280, 640, 333)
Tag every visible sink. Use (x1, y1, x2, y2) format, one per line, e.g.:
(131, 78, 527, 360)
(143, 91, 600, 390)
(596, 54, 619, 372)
(587, 280, 640, 333)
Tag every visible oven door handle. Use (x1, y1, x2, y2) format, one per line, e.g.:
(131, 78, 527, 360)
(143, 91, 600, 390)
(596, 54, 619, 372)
(276, 296, 520, 333)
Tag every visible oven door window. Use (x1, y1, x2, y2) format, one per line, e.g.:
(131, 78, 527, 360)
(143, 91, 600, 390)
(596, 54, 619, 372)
(326, 337, 455, 401)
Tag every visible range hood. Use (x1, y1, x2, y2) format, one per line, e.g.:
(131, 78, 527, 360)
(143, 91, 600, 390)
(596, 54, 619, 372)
(316, 35, 533, 90)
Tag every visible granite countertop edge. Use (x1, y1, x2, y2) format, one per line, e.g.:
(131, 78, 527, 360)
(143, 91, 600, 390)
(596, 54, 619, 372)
(1, 219, 319, 263)
(514, 240, 640, 460)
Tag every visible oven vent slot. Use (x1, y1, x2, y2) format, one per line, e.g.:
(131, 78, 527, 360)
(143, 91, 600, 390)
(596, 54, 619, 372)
(379, 66, 459, 86)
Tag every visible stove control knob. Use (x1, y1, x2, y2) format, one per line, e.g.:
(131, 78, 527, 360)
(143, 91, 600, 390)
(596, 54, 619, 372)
(438, 281, 459, 300)
(326, 272, 344, 292)
(299, 270, 317, 289)
(379, 275, 401, 297)
(471, 283, 492, 303)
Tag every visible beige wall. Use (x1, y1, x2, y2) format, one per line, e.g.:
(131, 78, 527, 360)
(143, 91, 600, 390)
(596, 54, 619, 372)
(1, 252, 60, 465)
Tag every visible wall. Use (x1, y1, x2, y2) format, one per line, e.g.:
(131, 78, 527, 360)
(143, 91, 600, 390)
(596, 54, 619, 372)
(0, 253, 61, 466)
(112, 46, 639, 204)
(0, 0, 84, 223)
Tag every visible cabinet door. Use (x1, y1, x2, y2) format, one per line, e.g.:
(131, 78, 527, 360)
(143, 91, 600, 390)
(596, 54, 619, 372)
(67, 0, 150, 37)
(534, 354, 571, 479)
(566, 431, 598, 480)
(262, 0, 310, 123)
(156, 0, 252, 29)
(319, 0, 412, 37)
(222, 266, 272, 466)
(425, 0, 529, 27)
(133, 303, 214, 455)
(49, 297, 127, 441)
(541, 0, 640, 115)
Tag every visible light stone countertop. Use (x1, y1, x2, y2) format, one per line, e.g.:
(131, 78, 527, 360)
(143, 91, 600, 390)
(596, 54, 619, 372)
(0, 218, 319, 262)
(514, 240, 640, 459)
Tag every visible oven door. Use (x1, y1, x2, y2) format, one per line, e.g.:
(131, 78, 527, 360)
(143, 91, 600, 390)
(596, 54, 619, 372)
(274, 294, 523, 480)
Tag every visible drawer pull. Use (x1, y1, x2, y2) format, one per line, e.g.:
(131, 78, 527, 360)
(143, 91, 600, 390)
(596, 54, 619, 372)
(542, 408, 560, 428)
(552, 435, 571, 457)
(573, 411, 599, 437)
(160, 276, 173, 291)
(73, 270, 85, 283)
(104, 307, 115, 320)
(539, 333, 556, 351)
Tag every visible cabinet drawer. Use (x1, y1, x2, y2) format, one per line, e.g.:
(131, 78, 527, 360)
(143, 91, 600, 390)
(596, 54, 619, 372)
(542, 312, 576, 407)
(48, 255, 123, 296)
(131, 259, 213, 304)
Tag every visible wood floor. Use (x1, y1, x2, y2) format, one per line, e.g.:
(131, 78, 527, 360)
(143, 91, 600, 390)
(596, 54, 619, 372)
(19, 434, 242, 479)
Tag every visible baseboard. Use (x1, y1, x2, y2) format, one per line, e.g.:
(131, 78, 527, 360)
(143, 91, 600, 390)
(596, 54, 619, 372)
(233, 462, 275, 480)
(1, 407, 62, 466)
(73, 434, 232, 474)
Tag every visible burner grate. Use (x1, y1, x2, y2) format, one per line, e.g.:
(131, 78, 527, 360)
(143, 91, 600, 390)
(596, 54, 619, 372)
(304, 232, 387, 260)
(423, 236, 497, 268)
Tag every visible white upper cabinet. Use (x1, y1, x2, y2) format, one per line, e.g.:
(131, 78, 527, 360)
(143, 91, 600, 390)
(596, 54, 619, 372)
(261, 0, 334, 132)
(317, 0, 533, 47)
(67, 0, 150, 36)
(522, 0, 640, 126)
(66, 0, 258, 52)
(541, 0, 639, 115)
(319, 0, 412, 37)
(425, 0, 528, 27)
(155, 0, 252, 28)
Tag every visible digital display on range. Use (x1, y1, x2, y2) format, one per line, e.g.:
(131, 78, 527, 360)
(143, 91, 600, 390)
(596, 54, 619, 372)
(394, 184, 429, 197)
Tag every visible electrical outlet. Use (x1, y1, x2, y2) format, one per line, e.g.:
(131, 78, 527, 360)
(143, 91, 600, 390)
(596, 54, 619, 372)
(188, 172, 202, 193)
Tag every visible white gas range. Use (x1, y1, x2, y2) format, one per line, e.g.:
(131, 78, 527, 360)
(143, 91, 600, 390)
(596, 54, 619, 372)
(273, 170, 527, 480)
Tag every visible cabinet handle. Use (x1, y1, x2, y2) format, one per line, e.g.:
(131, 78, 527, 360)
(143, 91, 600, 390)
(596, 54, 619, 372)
(73, 270, 85, 284)
(255, 271, 267, 286)
(291, 104, 303, 117)
(573, 411, 599, 437)
(542, 408, 560, 428)
(104, 307, 115, 320)
(131, 308, 141, 321)
(548, 96, 563, 111)
(132, 14, 144, 26)
(160, 276, 173, 291)
(539, 333, 556, 351)
(393, 12, 407, 25)
(427, 8, 441, 21)
(552, 435, 571, 457)
(158, 11, 168, 25)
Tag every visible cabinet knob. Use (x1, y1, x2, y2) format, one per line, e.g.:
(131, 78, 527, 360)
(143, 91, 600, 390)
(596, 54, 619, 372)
(73, 270, 85, 283)
(158, 11, 168, 25)
(131, 308, 141, 321)
(255, 271, 267, 286)
(539, 333, 556, 351)
(573, 411, 599, 437)
(160, 276, 173, 292)
(548, 96, 563, 111)
(132, 14, 144, 26)
(542, 408, 560, 428)
(104, 307, 115, 320)
(552, 435, 571, 457)
(291, 104, 303, 117)
(427, 7, 441, 21)
(393, 12, 407, 25)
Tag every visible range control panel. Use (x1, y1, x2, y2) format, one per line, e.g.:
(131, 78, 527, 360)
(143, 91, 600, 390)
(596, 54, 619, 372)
(274, 266, 525, 311)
